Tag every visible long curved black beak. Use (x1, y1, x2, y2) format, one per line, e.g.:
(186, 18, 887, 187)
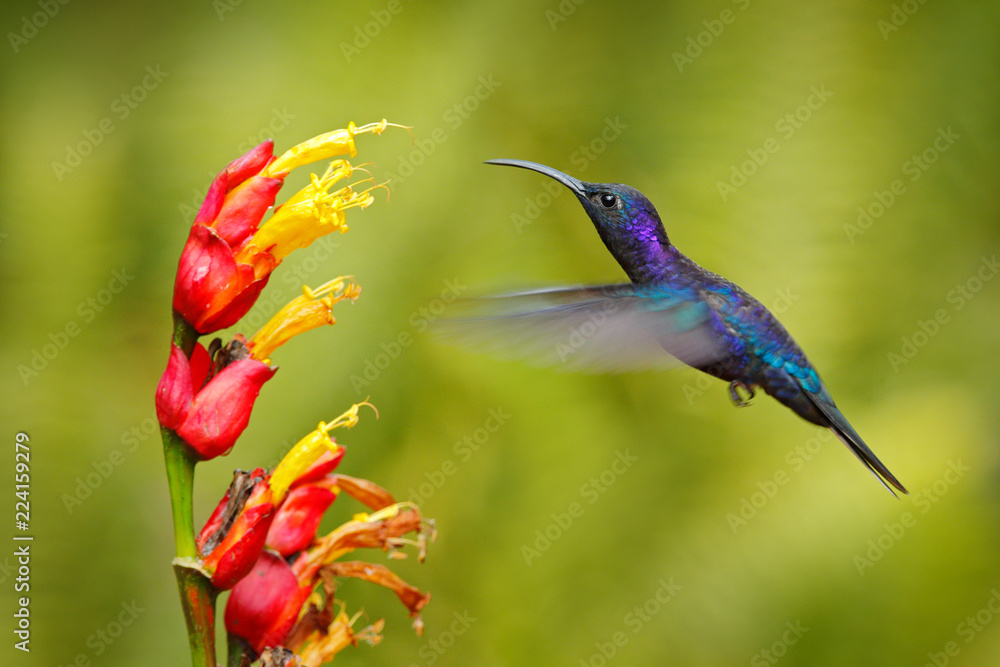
(484, 159, 586, 196)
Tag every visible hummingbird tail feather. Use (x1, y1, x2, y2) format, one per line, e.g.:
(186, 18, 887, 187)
(804, 393, 908, 497)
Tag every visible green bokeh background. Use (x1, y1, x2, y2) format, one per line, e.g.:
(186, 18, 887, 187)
(2, 0, 999, 665)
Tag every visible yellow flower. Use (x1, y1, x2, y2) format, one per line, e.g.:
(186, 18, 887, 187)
(237, 119, 406, 266)
(239, 162, 387, 265)
(262, 120, 402, 177)
(248, 277, 361, 364)
(268, 402, 374, 503)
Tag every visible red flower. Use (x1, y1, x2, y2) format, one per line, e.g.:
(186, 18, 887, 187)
(225, 505, 433, 659)
(225, 551, 311, 655)
(195, 449, 345, 589)
(265, 484, 337, 556)
(155, 342, 275, 460)
(172, 122, 394, 335)
(173, 141, 283, 334)
(219, 406, 434, 661)
(196, 469, 275, 590)
(288, 448, 345, 487)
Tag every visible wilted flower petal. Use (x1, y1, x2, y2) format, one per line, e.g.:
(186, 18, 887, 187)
(323, 560, 430, 631)
(327, 474, 396, 512)
(293, 504, 431, 583)
(293, 611, 383, 667)
(258, 647, 301, 667)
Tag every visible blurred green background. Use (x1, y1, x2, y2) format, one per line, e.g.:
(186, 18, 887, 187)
(2, 0, 999, 665)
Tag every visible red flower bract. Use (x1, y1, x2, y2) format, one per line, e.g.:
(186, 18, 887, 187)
(196, 469, 275, 590)
(173, 224, 276, 334)
(266, 482, 338, 557)
(173, 141, 283, 334)
(225, 551, 311, 655)
(288, 448, 345, 488)
(155, 342, 275, 460)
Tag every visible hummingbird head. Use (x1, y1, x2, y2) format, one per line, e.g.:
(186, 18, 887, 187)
(485, 159, 674, 283)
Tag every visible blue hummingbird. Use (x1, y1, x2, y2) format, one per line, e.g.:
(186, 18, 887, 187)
(457, 159, 906, 496)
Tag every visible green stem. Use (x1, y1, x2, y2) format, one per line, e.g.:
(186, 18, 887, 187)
(163, 429, 218, 666)
(163, 428, 199, 557)
(164, 313, 200, 556)
(174, 561, 219, 667)
(173, 310, 199, 356)
(163, 314, 217, 665)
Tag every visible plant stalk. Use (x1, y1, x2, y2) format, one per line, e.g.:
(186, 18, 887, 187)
(162, 314, 217, 666)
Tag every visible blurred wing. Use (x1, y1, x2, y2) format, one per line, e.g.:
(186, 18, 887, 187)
(435, 284, 726, 373)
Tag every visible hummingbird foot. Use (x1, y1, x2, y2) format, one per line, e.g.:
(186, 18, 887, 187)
(728, 380, 756, 407)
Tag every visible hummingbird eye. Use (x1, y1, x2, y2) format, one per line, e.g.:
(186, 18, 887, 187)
(599, 194, 618, 209)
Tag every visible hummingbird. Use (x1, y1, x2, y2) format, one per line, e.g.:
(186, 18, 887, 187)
(457, 159, 906, 496)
